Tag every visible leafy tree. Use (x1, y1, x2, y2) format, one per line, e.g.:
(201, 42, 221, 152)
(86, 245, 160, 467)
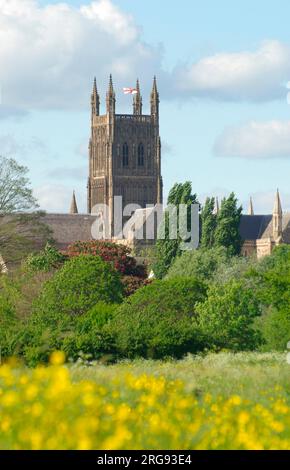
(34, 255, 124, 318)
(166, 246, 230, 282)
(200, 197, 216, 248)
(0, 156, 51, 265)
(109, 277, 207, 359)
(153, 182, 199, 278)
(214, 192, 242, 255)
(24, 243, 67, 273)
(0, 156, 38, 214)
(197, 280, 262, 351)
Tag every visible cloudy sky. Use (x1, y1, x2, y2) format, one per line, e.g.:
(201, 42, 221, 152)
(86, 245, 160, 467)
(0, 0, 290, 213)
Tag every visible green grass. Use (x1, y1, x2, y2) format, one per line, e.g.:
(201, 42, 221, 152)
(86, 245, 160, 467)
(70, 352, 290, 404)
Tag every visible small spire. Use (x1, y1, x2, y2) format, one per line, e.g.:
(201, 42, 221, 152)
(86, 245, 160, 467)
(91, 77, 100, 116)
(213, 196, 219, 215)
(70, 190, 78, 214)
(106, 74, 115, 114)
(150, 76, 159, 120)
(133, 78, 142, 115)
(248, 197, 254, 215)
(273, 188, 282, 215)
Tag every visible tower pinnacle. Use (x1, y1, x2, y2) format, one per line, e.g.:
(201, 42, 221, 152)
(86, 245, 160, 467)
(70, 190, 78, 214)
(106, 74, 115, 114)
(248, 197, 254, 215)
(272, 189, 282, 240)
(150, 76, 159, 122)
(91, 77, 100, 116)
(133, 79, 142, 115)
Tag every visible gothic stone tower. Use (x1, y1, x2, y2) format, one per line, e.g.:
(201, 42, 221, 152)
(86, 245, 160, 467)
(87, 76, 163, 236)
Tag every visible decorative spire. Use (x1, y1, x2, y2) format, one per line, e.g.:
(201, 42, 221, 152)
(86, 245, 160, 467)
(248, 197, 254, 215)
(133, 78, 142, 115)
(150, 76, 159, 121)
(70, 191, 78, 214)
(273, 189, 282, 215)
(272, 189, 283, 240)
(106, 74, 115, 114)
(91, 77, 100, 116)
(213, 197, 219, 215)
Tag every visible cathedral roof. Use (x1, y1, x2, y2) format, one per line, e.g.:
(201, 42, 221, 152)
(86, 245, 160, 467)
(43, 213, 95, 250)
(239, 213, 290, 242)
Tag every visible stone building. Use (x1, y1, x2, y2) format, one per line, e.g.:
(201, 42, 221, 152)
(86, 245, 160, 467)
(87, 75, 163, 236)
(240, 190, 290, 258)
(13, 77, 287, 261)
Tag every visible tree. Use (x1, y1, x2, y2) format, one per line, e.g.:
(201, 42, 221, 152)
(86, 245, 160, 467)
(200, 197, 216, 248)
(153, 182, 199, 279)
(0, 156, 50, 264)
(0, 156, 38, 214)
(197, 280, 262, 351)
(110, 277, 207, 359)
(214, 192, 242, 255)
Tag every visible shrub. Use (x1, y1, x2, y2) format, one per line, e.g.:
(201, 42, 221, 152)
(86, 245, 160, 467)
(109, 277, 207, 359)
(66, 240, 139, 276)
(20, 302, 118, 365)
(121, 275, 152, 297)
(34, 255, 124, 318)
(0, 295, 18, 358)
(24, 243, 67, 273)
(166, 246, 230, 282)
(259, 307, 290, 352)
(196, 280, 262, 351)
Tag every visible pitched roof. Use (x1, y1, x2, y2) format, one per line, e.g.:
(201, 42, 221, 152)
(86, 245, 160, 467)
(239, 215, 272, 240)
(43, 213, 95, 250)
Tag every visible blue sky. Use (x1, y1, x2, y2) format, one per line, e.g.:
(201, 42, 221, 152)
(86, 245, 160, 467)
(1, 0, 290, 213)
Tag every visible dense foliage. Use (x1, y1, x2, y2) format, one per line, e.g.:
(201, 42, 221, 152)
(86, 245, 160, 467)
(66, 240, 138, 275)
(34, 255, 123, 318)
(109, 277, 207, 359)
(153, 182, 199, 279)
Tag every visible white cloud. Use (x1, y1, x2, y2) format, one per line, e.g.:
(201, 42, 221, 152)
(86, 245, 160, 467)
(0, 2, 289, 110)
(173, 40, 290, 101)
(214, 120, 290, 159)
(0, 0, 162, 110)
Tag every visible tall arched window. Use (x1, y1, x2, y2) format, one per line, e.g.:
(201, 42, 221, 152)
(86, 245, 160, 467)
(138, 143, 144, 166)
(122, 143, 129, 167)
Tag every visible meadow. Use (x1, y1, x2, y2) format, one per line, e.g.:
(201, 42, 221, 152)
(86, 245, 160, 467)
(1, 352, 290, 450)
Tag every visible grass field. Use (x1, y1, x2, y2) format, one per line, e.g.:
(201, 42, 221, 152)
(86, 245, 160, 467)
(0, 352, 290, 450)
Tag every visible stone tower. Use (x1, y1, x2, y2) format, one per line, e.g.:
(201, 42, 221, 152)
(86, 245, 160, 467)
(87, 75, 163, 236)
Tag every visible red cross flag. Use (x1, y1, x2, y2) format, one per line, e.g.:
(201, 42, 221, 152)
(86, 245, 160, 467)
(123, 87, 138, 95)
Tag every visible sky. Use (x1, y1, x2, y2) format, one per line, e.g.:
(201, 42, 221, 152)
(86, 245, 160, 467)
(1, 0, 290, 213)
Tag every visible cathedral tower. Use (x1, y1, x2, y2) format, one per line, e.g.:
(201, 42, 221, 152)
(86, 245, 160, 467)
(87, 76, 163, 236)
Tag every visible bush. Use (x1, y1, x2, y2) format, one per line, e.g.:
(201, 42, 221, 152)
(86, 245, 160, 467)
(166, 246, 230, 281)
(20, 302, 118, 366)
(24, 243, 67, 273)
(66, 240, 139, 276)
(109, 277, 207, 359)
(196, 280, 262, 351)
(0, 295, 18, 358)
(252, 245, 290, 351)
(34, 255, 123, 318)
(121, 275, 152, 297)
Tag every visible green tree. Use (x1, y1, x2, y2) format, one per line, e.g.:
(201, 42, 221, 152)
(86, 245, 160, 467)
(153, 182, 199, 278)
(109, 277, 207, 359)
(34, 255, 124, 317)
(214, 192, 242, 255)
(200, 197, 216, 248)
(166, 246, 230, 282)
(0, 156, 38, 214)
(0, 156, 51, 265)
(197, 280, 262, 351)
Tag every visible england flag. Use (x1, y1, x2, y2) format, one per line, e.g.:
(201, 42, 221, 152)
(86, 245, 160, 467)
(123, 87, 138, 95)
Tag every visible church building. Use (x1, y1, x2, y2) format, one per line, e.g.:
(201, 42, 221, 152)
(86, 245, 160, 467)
(38, 76, 289, 259)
